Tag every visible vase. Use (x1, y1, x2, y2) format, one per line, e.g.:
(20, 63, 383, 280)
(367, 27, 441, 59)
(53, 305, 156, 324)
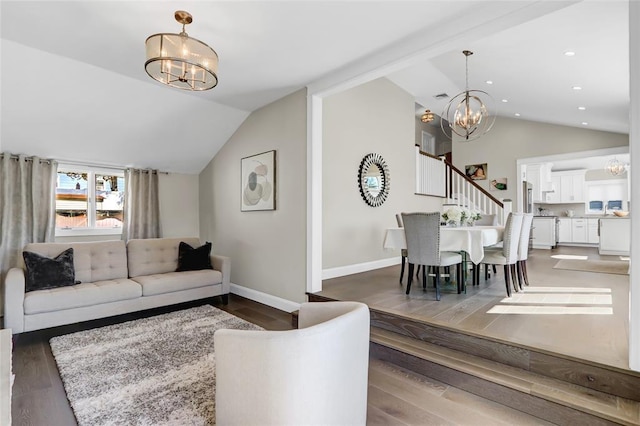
(447, 220, 459, 227)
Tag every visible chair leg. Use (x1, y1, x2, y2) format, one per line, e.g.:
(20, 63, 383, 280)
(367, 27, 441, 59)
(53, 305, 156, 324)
(484, 264, 490, 280)
(445, 266, 450, 282)
(422, 265, 427, 290)
(503, 265, 512, 297)
(516, 261, 524, 290)
(522, 260, 530, 286)
(435, 268, 441, 301)
(406, 263, 414, 295)
(510, 264, 519, 293)
(399, 256, 406, 285)
(457, 263, 464, 294)
(492, 264, 497, 274)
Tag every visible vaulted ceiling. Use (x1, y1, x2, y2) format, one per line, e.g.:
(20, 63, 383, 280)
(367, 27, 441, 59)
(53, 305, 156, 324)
(0, 1, 630, 173)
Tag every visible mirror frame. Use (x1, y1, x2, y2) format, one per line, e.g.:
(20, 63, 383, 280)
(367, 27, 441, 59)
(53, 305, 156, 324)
(358, 153, 390, 207)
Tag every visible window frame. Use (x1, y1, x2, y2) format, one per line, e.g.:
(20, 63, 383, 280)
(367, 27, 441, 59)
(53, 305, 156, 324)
(55, 164, 125, 237)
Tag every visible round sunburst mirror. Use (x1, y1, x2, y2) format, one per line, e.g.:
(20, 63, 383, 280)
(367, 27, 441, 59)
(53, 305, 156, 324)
(358, 153, 390, 207)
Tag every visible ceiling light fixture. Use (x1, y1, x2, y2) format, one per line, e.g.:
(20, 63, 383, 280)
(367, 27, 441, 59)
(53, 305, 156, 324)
(485, 80, 493, 85)
(605, 157, 628, 176)
(572, 86, 582, 91)
(514, 113, 521, 117)
(420, 109, 435, 123)
(578, 106, 586, 111)
(564, 51, 576, 57)
(145, 10, 219, 91)
(441, 50, 495, 142)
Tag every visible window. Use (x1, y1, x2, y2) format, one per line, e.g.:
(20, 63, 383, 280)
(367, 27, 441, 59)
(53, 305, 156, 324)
(55, 166, 125, 235)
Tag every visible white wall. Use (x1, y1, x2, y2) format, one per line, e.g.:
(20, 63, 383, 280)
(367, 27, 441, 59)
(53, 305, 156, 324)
(199, 89, 307, 304)
(322, 78, 442, 270)
(453, 116, 629, 206)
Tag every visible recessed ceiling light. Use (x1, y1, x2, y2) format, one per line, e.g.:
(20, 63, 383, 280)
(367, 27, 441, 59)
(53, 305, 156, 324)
(514, 113, 521, 117)
(578, 106, 586, 111)
(485, 80, 493, 85)
(572, 86, 582, 91)
(582, 122, 589, 126)
(501, 99, 508, 103)
(564, 51, 576, 57)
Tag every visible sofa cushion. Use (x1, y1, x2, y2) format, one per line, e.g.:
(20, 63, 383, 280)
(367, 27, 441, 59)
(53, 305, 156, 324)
(23, 248, 76, 292)
(131, 270, 222, 297)
(24, 278, 142, 315)
(127, 237, 201, 277)
(176, 242, 213, 272)
(23, 241, 128, 284)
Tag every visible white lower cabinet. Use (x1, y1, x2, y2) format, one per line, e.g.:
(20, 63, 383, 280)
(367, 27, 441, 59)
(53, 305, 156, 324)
(599, 218, 630, 255)
(557, 217, 599, 245)
(557, 218, 572, 243)
(532, 217, 556, 249)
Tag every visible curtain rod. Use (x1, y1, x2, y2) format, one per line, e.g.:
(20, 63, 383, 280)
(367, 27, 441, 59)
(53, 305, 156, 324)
(2, 153, 170, 174)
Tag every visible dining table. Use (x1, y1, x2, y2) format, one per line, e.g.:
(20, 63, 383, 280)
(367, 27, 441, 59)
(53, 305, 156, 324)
(383, 225, 505, 265)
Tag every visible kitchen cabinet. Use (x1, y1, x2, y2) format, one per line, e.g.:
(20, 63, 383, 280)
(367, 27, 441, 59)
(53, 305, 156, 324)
(587, 218, 599, 244)
(599, 218, 630, 255)
(547, 170, 586, 203)
(532, 217, 556, 249)
(526, 163, 553, 202)
(557, 218, 572, 243)
(571, 218, 588, 243)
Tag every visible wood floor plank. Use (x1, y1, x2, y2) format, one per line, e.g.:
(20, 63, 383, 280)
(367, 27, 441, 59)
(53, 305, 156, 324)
(367, 384, 457, 425)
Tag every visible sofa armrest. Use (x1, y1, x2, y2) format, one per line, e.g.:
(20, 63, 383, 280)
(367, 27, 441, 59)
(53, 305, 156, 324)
(211, 255, 230, 294)
(4, 268, 26, 334)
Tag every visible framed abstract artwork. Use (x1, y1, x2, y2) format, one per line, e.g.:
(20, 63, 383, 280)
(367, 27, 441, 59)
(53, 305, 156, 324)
(241, 150, 276, 211)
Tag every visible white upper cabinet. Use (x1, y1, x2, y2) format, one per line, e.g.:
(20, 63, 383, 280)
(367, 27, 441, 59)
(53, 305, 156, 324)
(546, 170, 586, 203)
(526, 163, 553, 202)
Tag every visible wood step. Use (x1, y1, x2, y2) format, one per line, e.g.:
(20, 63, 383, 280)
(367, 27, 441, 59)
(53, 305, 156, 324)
(371, 327, 640, 426)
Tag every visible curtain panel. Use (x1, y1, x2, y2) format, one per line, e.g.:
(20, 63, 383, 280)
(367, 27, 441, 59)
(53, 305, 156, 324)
(0, 153, 58, 315)
(122, 168, 161, 240)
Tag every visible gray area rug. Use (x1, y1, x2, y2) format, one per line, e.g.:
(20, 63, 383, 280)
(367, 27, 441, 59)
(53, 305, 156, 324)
(50, 305, 263, 426)
(553, 259, 630, 275)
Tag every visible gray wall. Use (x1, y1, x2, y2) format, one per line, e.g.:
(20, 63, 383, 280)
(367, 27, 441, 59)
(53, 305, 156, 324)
(453, 116, 629, 205)
(55, 173, 199, 243)
(199, 89, 307, 303)
(323, 78, 442, 269)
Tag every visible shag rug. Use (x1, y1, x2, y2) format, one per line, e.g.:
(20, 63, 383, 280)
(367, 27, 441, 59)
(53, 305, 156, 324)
(49, 305, 263, 426)
(553, 259, 630, 275)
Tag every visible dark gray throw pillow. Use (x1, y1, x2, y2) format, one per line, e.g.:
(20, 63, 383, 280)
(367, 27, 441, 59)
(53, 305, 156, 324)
(176, 242, 213, 272)
(23, 248, 76, 292)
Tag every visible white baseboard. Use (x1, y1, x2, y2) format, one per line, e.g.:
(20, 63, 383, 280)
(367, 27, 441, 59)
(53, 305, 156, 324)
(230, 283, 301, 313)
(322, 257, 401, 280)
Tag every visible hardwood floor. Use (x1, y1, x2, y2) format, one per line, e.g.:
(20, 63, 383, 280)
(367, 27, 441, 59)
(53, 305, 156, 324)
(9, 294, 549, 425)
(320, 246, 630, 370)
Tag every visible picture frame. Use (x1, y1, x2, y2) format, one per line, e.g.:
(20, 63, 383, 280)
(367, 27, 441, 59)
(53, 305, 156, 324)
(465, 163, 487, 180)
(490, 177, 508, 191)
(241, 150, 276, 211)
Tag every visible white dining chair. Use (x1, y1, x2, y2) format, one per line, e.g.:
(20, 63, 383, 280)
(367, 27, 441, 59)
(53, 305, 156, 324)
(516, 213, 535, 289)
(401, 212, 463, 300)
(478, 212, 524, 297)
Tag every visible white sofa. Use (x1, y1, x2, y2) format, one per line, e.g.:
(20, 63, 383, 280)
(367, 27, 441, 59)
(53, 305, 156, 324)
(215, 301, 370, 426)
(4, 237, 229, 334)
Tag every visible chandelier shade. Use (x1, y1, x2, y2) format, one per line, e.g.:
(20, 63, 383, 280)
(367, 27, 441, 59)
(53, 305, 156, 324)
(421, 109, 435, 123)
(145, 11, 219, 91)
(441, 50, 495, 142)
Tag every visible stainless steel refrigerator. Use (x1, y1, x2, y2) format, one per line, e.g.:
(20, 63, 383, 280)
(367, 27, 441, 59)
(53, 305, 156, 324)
(522, 181, 533, 213)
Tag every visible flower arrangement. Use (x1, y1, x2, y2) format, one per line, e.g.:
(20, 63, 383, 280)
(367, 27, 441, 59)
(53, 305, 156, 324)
(442, 206, 482, 226)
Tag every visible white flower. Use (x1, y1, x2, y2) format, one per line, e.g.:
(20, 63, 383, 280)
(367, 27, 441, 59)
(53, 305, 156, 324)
(442, 206, 462, 222)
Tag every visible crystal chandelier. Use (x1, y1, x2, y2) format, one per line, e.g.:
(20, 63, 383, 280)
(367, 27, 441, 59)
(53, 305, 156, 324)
(145, 11, 219, 91)
(605, 157, 628, 176)
(441, 50, 495, 142)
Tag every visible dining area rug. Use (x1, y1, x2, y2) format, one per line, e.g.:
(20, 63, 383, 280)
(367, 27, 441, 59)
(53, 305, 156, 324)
(49, 305, 263, 426)
(553, 259, 630, 275)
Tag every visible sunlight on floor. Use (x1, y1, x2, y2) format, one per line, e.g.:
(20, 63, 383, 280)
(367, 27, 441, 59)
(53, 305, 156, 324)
(487, 286, 614, 315)
(550, 254, 589, 260)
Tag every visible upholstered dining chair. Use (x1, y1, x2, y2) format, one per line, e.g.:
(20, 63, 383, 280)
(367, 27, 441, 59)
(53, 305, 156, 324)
(401, 212, 463, 300)
(516, 213, 535, 289)
(478, 212, 524, 297)
(396, 214, 408, 284)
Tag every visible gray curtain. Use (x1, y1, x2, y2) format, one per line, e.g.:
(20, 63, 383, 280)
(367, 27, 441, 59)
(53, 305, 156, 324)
(122, 168, 160, 240)
(0, 153, 58, 314)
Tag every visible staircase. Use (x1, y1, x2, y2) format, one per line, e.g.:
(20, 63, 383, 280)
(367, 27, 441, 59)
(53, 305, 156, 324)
(306, 294, 640, 425)
(415, 146, 512, 225)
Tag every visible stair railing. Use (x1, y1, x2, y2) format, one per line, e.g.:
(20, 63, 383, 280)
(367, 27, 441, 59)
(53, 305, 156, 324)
(415, 146, 511, 225)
